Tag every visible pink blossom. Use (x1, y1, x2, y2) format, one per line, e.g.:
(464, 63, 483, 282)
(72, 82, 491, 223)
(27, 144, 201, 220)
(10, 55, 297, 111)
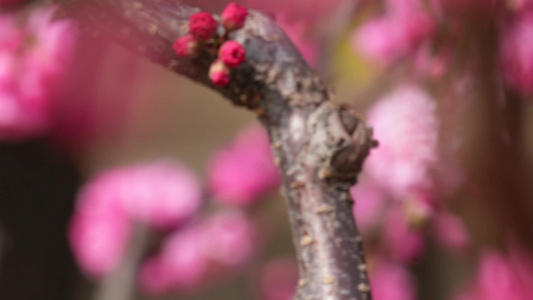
(138, 257, 178, 296)
(370, 260, 417, 300)
(413, 46, 451, 79)
(350, 178, 388, 232)
(500, 13, 533, 94)
(259, 257, 299, 300)
(382, 205, 425, 262)
(508, 0, 533, 12)
(139, 210, 258, 295)
(199, 210, 257, 268)
(432, 210, 469, 251)
(0, 15, 23, 52)
(173, 34, 198, 58)
(472, 251, 530, 300)
(453, 248, 533, 300)
(69, 212, 130, 278)
(219, 41, 246, 68)
(69, 174, 131, 278)
(139, 227, 208, 294)
(69, 161, 202, 277)
(352, 18, 404, 65)
(395, 12, 435, 50)
(365, 86, 439, 200)
(0, 7, 76, 140)
(221, 2, 248, 31)
(509, 242, 533, 288)
(209, 59, 231, 86)
(113, 161, 203, 230)
(352, 3, 434, 65)
(403, 194, 435, 229)
(189, 12, 218, 41)
(208, 124, 281, 206)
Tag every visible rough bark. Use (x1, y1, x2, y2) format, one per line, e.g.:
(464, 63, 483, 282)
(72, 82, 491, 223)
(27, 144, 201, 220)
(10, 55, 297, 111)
(58, 1, 376, 299)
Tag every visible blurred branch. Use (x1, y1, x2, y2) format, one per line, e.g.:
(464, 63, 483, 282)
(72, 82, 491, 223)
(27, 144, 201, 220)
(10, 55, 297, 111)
(58, 1, 375, 299)
(459, 10, 533, 248)
(94, 224, 149, 300)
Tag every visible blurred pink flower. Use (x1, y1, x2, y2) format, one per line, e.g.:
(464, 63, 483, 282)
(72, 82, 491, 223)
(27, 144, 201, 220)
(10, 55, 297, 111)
(350, 178, 388, 233)
(509, 242, 533, 288)
(413, 46, 451, 79)
(69, 174, 131, 278)
(69, 211, 130, 278)
(139, 227, 208, 294)
(371, 260, 417, 300)
(69, 161, 202, 277)
(402, 194, 436, 230)
(352, 2, 434, 65)
(500, 12, 533, 94)
(138, 257, 178, 296)
(508, 0, 533, 12)
(139, 210, 258, 295)
(208, 124, 281, 206)
(199, 210, 258, 268)
(382, 205, 425, 262)
(113, 162, 202, 230)
(432, 210, 469, 251)
(0, 7, 76, 140)
(0, 15, 23, 52)
(352, 18, 404, 65)
(473, 251, 530, 300)
(365, 86, 439, 200)
(259, 257, 299, 300)
(454, 247, 533, 300)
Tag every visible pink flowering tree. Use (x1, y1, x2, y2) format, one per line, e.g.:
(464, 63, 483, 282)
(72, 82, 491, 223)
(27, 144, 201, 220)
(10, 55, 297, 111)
(1, 0, 533, 300)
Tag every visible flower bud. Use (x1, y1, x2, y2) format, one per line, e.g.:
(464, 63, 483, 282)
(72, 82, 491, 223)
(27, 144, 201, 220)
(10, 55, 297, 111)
(218, 41, 246, 68)
(209, 59, 231, 86)
(189, 12, 218, 41)
(221, 3, 248, 32)
(173, 34, 199, 58)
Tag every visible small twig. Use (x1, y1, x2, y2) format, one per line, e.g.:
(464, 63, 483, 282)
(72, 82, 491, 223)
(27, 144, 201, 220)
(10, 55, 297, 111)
(93, 224, 150, 300)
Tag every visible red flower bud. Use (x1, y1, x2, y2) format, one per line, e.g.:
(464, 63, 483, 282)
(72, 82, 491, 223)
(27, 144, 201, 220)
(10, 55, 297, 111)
(172, 34, 198, 58)
(221, 3, 248, 31)
(189, 12, 218, 41)
(219, 41, 246, 68)
(209, 60, 231, 86)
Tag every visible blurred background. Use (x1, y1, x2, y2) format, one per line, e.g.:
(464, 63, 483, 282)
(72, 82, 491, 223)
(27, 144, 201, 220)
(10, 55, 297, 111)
(1, 0, 533, 300)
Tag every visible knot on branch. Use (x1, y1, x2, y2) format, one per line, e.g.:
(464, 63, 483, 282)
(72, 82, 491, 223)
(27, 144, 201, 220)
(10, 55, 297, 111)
(306, 103, 376, 186)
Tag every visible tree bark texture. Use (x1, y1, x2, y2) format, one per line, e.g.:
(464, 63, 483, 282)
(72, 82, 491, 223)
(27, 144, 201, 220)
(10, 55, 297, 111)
(58, 1, 376, 299)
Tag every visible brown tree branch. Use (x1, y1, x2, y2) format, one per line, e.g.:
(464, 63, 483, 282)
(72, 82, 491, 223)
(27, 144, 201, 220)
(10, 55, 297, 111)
(58, 1, 375, 299)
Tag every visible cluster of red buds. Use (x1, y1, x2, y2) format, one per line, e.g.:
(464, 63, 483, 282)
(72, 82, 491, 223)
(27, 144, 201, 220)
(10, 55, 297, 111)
(172, 3, 248, 87)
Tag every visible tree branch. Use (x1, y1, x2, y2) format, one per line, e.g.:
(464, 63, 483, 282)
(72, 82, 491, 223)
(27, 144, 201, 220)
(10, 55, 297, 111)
(94, 224, 150, 300)
(59, 1, 375, 299)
